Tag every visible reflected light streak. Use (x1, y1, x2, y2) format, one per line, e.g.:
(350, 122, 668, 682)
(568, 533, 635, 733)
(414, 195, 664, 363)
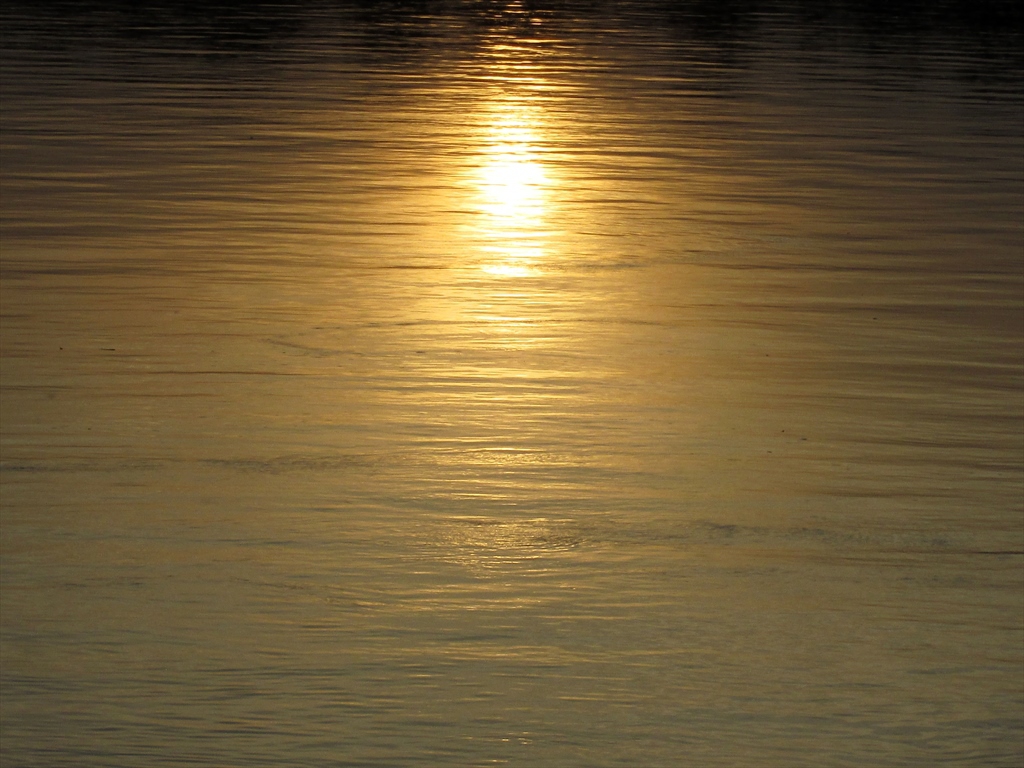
(472, 83, 554, 277)
(437, 516, 579, 575)
(480, 263, 536, 278)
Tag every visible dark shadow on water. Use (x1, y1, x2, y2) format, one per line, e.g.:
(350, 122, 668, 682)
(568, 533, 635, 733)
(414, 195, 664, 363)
(3, 0, 1021, 61)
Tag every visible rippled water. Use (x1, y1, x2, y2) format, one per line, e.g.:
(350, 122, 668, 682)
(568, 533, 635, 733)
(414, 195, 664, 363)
(2, 2, 1022, 766)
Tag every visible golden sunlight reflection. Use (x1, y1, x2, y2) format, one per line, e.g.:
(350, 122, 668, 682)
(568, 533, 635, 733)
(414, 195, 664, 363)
(470, 80, 556, 277)
(436, 517, 580, 574)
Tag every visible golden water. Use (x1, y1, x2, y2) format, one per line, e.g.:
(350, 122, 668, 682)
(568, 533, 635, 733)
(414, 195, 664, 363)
(2, 2, 1022, 766)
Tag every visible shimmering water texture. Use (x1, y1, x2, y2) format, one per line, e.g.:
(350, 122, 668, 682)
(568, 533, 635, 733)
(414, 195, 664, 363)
(1, 2, 1022, 767)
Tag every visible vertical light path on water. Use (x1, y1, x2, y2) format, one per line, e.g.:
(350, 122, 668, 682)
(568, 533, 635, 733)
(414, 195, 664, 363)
(1, 2, 1022, 766)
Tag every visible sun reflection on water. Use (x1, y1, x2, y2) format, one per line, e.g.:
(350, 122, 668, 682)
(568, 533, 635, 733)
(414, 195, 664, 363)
(471, 80, 555, 277)
(405, 46, 587, 578)
(437, 516, 580, 574)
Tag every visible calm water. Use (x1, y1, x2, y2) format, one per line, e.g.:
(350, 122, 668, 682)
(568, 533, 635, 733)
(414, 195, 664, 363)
(1, 2, 1022, 766)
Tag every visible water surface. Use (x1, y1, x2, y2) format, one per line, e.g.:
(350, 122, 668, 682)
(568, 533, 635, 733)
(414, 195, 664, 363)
(2, 2, 1022, 766)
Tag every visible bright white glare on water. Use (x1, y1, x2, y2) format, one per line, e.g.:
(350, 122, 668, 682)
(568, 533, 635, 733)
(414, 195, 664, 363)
(470, 63, 554, 277)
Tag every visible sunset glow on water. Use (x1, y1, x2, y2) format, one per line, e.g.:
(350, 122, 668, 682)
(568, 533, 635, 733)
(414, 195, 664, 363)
(1, 2, 1022, 766)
